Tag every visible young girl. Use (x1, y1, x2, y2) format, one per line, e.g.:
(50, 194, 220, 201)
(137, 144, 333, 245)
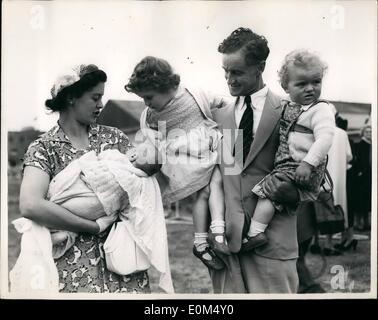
(243, 50, 336, 251)
(125, 56, 230, 270)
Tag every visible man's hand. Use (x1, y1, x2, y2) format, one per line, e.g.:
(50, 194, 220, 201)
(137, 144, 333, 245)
(262, 172, 299, 205)
(295, 161, 313, 186)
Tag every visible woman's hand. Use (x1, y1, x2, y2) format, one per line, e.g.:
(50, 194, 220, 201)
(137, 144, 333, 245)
(88, 221, 101, 234)
(96, 212, 118, 233)
(295, 161, 313, 186)
(51, 231, 69, 246)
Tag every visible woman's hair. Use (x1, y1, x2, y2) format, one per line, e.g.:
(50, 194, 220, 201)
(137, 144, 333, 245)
(361, 125, 371, 138)
(45, 67, 107, 112)
(125, 56, 180, 94)
(218, 27, 270, 66)
(278, 50, 328, 90)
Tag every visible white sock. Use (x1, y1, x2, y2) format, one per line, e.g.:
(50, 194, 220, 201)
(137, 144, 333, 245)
(194, 232, 208, 251)
(210, 220, 225, 234)
(210, 220, 226, 243)
(248, 219, 268, 238)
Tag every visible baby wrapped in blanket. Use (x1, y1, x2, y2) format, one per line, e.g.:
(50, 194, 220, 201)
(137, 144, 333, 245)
(11, 131, 174, 293)
(49, 135, 162, 254)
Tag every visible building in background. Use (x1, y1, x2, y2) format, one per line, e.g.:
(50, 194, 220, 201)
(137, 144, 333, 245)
(97, 99, 145, 144)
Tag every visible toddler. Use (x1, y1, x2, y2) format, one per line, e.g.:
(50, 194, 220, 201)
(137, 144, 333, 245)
(243, 50, 335, 251)
(125, 56, 230, 270)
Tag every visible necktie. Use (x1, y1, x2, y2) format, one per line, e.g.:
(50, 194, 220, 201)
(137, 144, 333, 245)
(235, 95, 254, 163)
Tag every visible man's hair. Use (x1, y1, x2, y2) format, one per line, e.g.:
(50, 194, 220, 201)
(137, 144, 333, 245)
(218, 27, 270, 66)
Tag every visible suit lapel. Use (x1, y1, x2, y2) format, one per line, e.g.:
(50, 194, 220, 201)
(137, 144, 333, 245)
(243, 90, 281, 170)
(220, 97, 238, 128)
(214, 97, 246, 169)
(220, 98, 244, 168)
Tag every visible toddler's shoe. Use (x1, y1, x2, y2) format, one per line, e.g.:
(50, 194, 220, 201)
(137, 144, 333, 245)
(192, 245, 226, 270)
(207, 231, 231, 255)
(241, 233, 268, 252)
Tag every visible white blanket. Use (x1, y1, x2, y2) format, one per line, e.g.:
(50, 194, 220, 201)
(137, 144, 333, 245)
(9, 218, 60, 294)
(11, 150, 173, 293)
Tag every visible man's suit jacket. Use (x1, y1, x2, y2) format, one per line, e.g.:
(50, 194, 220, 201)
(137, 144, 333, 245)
(212, 89, 298, 260)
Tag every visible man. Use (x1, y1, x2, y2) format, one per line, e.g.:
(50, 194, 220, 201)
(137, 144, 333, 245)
(210, 27, 299, 293)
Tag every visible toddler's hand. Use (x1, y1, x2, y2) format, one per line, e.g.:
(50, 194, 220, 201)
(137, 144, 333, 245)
(295, 161, 313, 185)
(126, 149, 137, 163)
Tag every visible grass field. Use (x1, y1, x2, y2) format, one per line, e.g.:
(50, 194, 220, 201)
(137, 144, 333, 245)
(7, 166, 372, 294)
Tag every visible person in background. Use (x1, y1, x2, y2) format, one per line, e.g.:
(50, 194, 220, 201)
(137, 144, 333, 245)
(322, 112, 354, 254)
(353, 125, 372, 232)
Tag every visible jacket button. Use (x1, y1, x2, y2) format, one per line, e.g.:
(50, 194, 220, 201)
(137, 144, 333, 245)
(241, 172, 247, 177)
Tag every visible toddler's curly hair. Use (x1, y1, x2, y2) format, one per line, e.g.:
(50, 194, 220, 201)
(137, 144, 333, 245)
(125, 56, 180, 94)
(278, 50, 328, 90)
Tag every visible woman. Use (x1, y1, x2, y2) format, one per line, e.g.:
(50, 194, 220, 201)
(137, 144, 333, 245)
(19, 64, 150, 293)
(353, 125, 372, 232)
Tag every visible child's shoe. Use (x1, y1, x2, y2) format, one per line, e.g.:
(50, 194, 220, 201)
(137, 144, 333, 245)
(192, 245, 226, 270)
(241, 233, 268, 252)
(207, 231, 231, 255)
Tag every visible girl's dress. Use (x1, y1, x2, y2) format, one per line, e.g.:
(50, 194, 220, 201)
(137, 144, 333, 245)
(253, 100, 335, 204)
(23, 123, 150, 293)
(140, 86, 224, 203)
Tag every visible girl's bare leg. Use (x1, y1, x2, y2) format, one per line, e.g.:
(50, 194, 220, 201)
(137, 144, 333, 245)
(193, 186, 210, 252)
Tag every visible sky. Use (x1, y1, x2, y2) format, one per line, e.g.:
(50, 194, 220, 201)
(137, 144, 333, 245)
(2, 0, 377, 131)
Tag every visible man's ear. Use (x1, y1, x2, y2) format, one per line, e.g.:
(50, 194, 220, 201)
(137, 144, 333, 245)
(257, 61, 266, 74)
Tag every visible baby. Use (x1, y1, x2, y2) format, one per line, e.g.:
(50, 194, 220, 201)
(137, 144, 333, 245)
(242, 50, 335, 251)
(50, 137, 162, 253)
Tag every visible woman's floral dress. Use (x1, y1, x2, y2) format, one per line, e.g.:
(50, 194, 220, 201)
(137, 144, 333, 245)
(23, 123, 150, 293)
